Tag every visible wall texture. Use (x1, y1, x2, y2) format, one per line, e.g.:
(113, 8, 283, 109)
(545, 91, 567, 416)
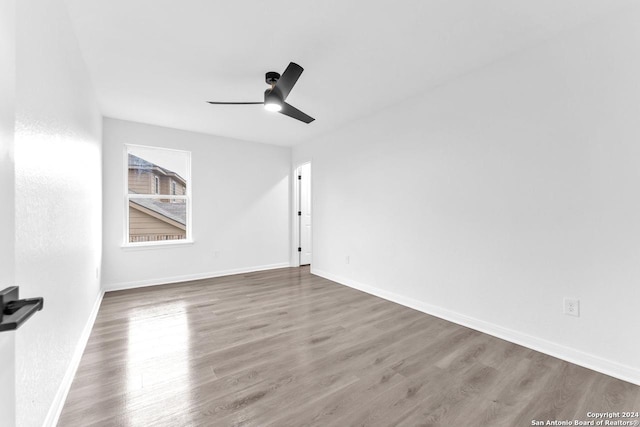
(293, 6, 640, 384)
(102, 118, 291, 289)
(14, 0, 103, 425)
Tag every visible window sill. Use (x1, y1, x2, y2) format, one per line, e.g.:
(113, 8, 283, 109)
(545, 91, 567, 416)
(121, 240, 194, 251)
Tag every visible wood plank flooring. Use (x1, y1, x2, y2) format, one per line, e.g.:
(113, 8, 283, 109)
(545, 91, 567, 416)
(58, 267, 639, 426)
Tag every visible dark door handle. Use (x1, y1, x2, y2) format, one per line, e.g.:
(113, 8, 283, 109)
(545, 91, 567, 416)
(0, 287, 44, 332)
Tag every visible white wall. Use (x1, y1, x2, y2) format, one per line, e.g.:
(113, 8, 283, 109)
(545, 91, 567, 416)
(102, 118, 291, 289)
(0, 0, 16, 424)
(294, 6, 640, 384)
(14, 0, 103, 425)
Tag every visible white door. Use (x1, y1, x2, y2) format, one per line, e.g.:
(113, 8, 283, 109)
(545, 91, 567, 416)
(299, 163, 312, 265)
(0, 0, 16, 423)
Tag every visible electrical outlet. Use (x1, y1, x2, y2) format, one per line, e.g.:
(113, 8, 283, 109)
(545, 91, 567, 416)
(345, 255, 350, 264)
(563, 298, 580, 317)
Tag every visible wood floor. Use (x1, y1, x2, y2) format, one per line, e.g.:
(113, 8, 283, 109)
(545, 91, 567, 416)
(58, 267, 639, 426)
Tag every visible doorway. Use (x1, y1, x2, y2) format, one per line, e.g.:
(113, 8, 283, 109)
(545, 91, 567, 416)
(297, 162, 311, 266)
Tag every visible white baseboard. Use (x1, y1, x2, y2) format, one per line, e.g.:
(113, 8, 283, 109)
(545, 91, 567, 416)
(103, 262, 291, 292)
(43, 290, 105, 427)
(312, 268, 640, 387)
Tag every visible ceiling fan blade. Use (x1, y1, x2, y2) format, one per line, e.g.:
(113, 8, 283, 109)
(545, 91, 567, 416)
(207, 101, 263, 105)
(279, 102, 315, 124)
(273, 62, 303, 101)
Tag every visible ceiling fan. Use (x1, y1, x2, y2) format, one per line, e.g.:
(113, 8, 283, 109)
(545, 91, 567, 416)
(207, 62, 315, 124)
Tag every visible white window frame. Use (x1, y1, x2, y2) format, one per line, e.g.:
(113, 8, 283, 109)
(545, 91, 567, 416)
(123, 144, 193, 248)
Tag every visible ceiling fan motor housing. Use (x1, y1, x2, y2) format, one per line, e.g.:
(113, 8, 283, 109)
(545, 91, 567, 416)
(264, 88, 283, 104)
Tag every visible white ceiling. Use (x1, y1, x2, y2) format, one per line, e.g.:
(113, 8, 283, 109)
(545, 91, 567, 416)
(64, 0, 632, 146)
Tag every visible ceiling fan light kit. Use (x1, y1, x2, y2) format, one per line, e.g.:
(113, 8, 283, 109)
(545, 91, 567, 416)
(264, 89, 283, 112)
(207, 62, 315, 123)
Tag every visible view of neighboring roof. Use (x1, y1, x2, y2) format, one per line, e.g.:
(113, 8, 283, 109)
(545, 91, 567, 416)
(128, 153, 186, 185)
(128, 153, 187, 227)
(129, 196, 186, 226)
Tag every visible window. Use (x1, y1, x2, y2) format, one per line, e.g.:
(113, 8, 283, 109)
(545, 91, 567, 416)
(170, 180, 178, 203)
(125, 145, 191, 245)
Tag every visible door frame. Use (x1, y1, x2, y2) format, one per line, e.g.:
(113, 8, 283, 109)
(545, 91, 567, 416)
(0, 0, 16, 423)
(291, 160, 312, 267)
